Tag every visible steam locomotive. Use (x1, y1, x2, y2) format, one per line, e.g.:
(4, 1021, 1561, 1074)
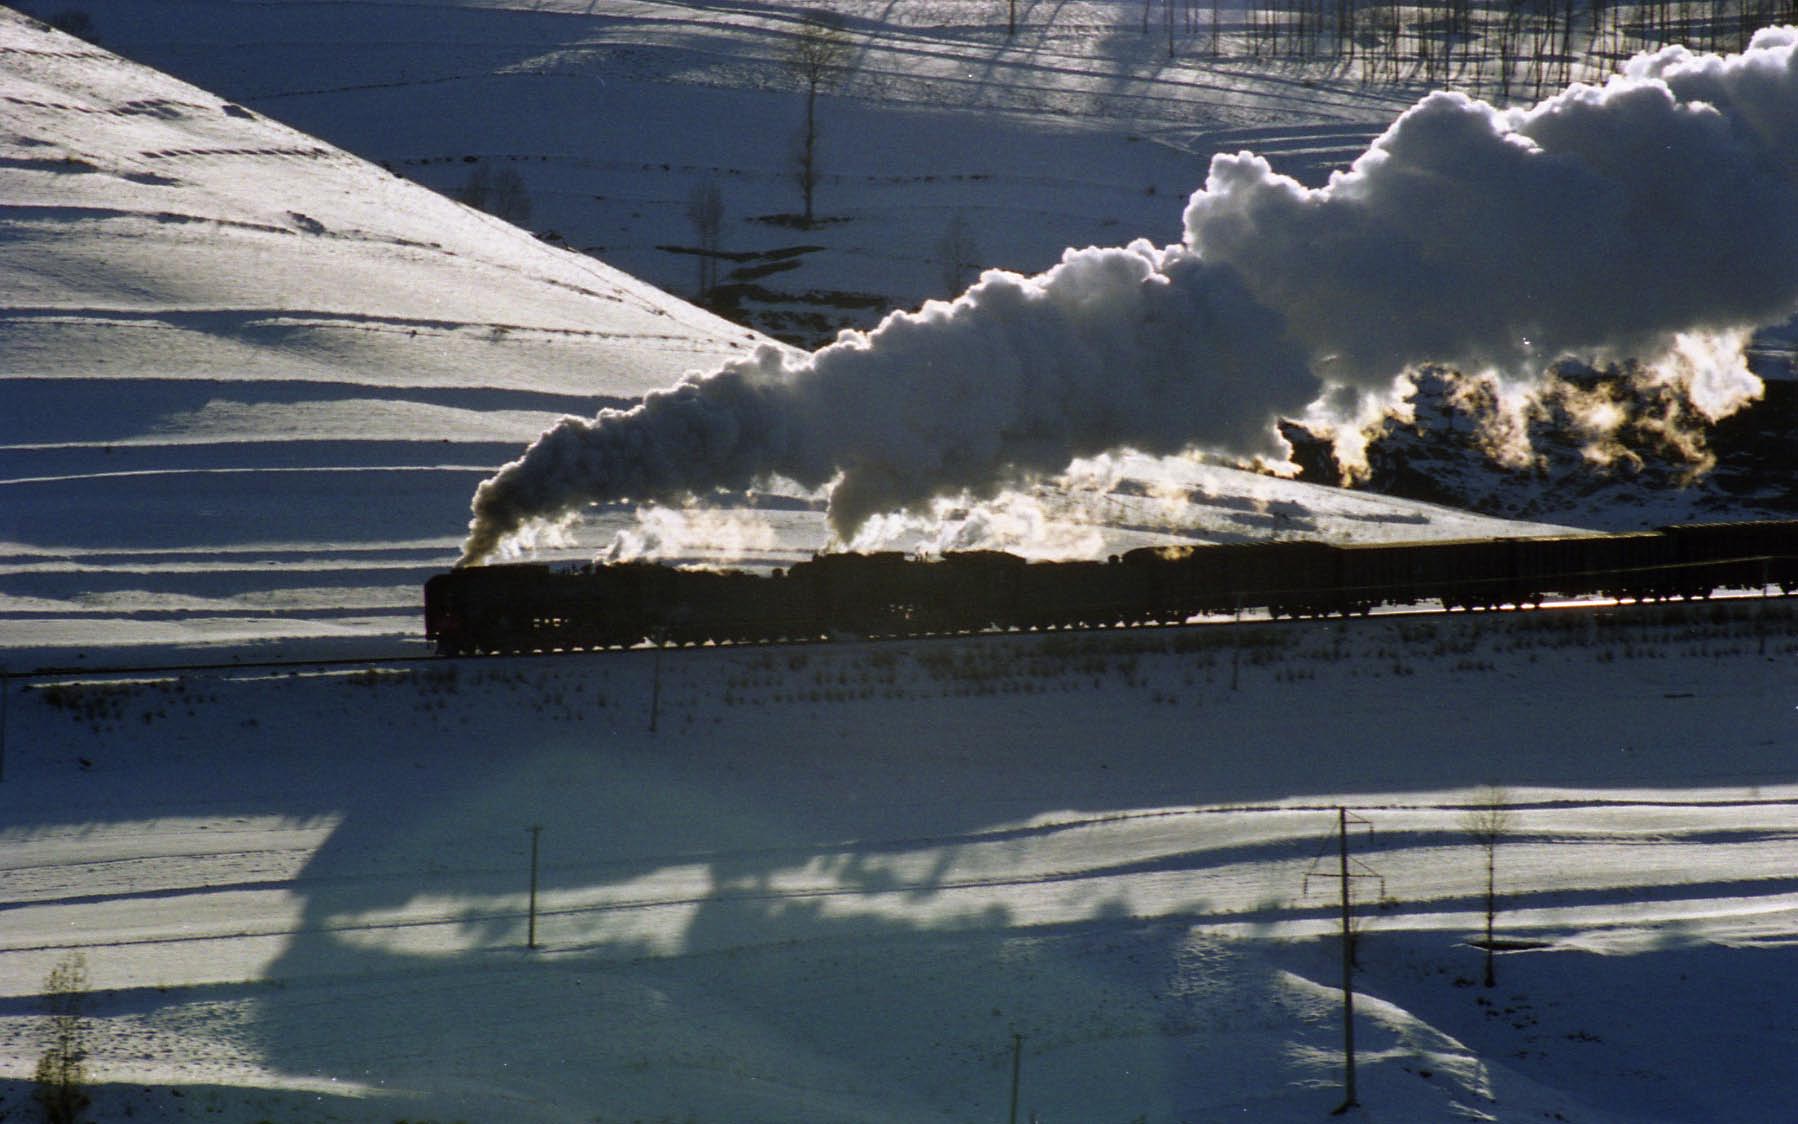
(423, 520, 1798, 655)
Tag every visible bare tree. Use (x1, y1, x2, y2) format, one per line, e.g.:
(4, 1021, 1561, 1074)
(786, 10, 852, 226)
(457, 161, 492, 213)
(686, 177, 726, 299)
(457, 161, 532, 227)
(488, 166, 532, 227)
(45, 9, 98, 42)
(936, 212, 984, 295)
(1461, 786, 1516, 988)
(1496, 0, 1526, 100)
(34, 952, 91, 1124)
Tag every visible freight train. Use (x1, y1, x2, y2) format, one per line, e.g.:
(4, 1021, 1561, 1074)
(424, 521, 1798, 655)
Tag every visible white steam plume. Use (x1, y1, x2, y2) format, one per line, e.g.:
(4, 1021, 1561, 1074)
(462, 30, 1798, 565)
(1187, 32, 1798, 386)
(600, 505, 780, 564)
(463, 248, 1313, 562)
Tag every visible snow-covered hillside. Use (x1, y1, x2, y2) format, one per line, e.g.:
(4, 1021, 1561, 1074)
(60, 0, 1409, 330)
(0, 6, 1584, 663)
(62, 0, 1798, 548)
(0, 5, 792, 658)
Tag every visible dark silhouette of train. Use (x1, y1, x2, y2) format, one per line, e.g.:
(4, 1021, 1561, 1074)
(424, 521, 1798, 655)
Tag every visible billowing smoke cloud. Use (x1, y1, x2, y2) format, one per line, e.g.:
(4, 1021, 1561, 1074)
(462, 29, 1798, 565)
(462, 248, 1315, 562)
(1187, 33, 1798, 386)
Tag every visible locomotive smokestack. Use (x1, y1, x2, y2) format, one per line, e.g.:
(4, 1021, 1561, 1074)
(461, 30, 1798, 566)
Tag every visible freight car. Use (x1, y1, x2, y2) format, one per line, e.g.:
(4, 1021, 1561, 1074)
(424, 521, 1798, 655)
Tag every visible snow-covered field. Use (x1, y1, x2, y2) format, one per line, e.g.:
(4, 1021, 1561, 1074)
(4, 1, 1798, 1120)
(4, 599, 1797, 1122)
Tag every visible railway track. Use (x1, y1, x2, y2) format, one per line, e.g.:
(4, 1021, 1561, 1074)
(7, 581, 1793, 681)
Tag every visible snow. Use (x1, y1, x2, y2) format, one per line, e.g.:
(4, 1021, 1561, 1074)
(0, 0, 1576, 660)
(0, 3, 778, 659)
(4, 602, 1798, 1121)
(4, 2, 1798, 1120)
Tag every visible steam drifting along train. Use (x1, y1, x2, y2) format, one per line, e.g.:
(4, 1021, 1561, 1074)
(424, 521, 1798, 655)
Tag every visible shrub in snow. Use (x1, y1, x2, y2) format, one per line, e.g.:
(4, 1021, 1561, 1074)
(33, 952, 91, 1124)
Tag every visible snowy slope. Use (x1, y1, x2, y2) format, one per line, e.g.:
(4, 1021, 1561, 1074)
(2, 600, 1796, 1122)
(0, 7, 1582, 663)
(61, 0, 1412, 335)
(0, 6, 775, 658)
(68, 2, 1798, 548)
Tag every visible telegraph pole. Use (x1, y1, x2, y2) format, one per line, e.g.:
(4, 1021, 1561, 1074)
(648, 629, 665, 734)
(1333, 806, 1359, 1115)
(1007, 1033, 1023, 1124)
(1306, 807, 1381, 1116)
(1230, 596, 1242, 691)
(526, 825, 542, 950)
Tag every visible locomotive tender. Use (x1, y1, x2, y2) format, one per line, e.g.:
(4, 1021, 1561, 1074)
(424, 521, 1798, 655)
